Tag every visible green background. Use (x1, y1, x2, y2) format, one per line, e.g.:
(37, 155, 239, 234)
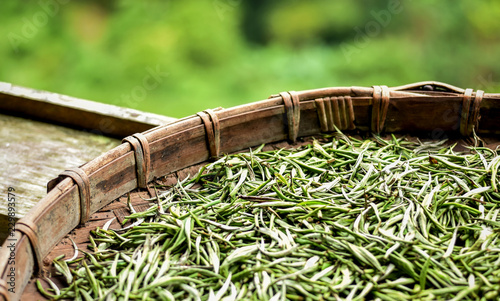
(2, 0, 500, 118)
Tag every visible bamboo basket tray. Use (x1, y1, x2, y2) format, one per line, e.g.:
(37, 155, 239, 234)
(2, 81, 500, 300)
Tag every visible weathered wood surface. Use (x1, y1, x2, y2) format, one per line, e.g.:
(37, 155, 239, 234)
(0, 113, 120, 243)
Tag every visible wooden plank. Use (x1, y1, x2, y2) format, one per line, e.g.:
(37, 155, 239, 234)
(0, 82, 177, 138)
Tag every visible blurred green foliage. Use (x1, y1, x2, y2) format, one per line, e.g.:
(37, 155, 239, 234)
(1, 0, 500, 118)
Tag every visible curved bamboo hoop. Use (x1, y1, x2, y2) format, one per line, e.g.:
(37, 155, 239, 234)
(1, 81, 500, 300)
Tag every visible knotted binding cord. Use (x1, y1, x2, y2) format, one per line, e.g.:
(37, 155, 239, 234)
(122, 133, 151, 189)
(197, 109, 220, 158)
(60, 167, 91, 225)
(16, 220, 43, 274)
(0, 278, 9, 301)
(371, 85, 390, 134)
(460, 89, 485, 136)
(315, 96, 355, 132)
(280, 91, 301, 142)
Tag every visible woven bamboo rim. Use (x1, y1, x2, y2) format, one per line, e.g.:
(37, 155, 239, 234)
(1, 81, 500, 301)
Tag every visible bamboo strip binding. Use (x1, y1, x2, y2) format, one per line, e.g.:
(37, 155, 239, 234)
(315, 96, 355, 131)
(279, 91, 301, 142)
(60, 168, 91, 225)
(197, 109, 221, 158)
(460, 89, 484, 136)
(371, 85, 390, 134)
(14, 221, 42, 275)
(122, 133, 151, 188)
